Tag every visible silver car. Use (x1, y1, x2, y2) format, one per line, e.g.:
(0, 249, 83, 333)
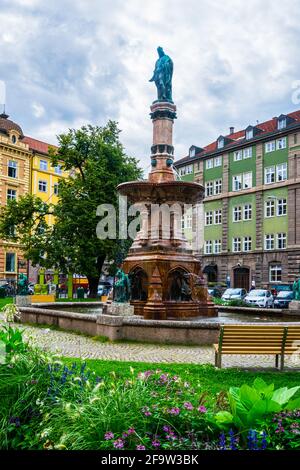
(221, 288, 247, 301)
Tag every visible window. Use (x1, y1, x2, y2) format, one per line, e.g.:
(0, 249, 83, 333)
(214, 240, 221, 254)
(276, 137, 286, 150)
(265, 166, 275, 184)
(269, 264, 282, 282)
(276, 163, 287, 182)
(5, 253, 16, 272)
(243, 236, 252, 252)
(11, 135, 17, 144)
(40, 160, 48, 171)
(54, 164, 62, 175)
(185, 213, 192, 229)
(265, 200, 275, 217)
(214, 156, 222, 167)
(277, 233, 287, 249)
(214, 209, 222, 224)
(206, 159, 213, 169)
(244, 204, 252, 220)
(233, 206, 242, 222)
(217, 138, 224, 149)
(205, 211, 213, 225)
(232, 237, 241, 252)
(7, 189, 16, 201)
(205, 181, 214, 197)
(189, 148, 195, 158)
(233, 174, 242, 191)
(265, 234, 275, 250)
(8, 160, 17, 178)
(246, 129, 253, 140)
(214, 179, 222, 195)
(38, 180, 47, 192)
(243, 172, 252, 189)
(243, 147, 252, 159)
(186, 165, 193, 174)
(277, 198, 287, 216)
(278, 119, 286, 130)
(234, 150, 242, 161)
(265, 141, 276, 153)
(294, 134, 297, 144)
(205, 240, 212, 254)
(54, 183, 59, 195)
(179, 167, 186, 176)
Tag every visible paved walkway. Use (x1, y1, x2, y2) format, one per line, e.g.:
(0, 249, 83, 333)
(2, 321, 298, 369)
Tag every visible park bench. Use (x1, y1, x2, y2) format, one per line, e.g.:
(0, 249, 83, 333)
(214, 325, 300, 370)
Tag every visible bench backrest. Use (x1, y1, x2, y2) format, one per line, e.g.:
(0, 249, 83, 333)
(285, 326, 300, 355)
(218, 325, 287, 353)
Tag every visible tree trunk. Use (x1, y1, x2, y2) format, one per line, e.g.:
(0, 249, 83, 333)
(87, 276, 100, 298)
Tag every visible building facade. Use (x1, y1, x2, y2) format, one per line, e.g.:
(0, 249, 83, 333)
(175, 110, 300, 291)
(0, 113, 65, 283)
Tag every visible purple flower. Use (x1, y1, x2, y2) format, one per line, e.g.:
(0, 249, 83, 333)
(163, 425, 171, 433)
(136, 445, 146, 450)
(152, 439, 161, 448)
(104, 431, 114, 440)
(113, 439, 124, 449)
(167, 407, 180, 415)
(127, 427, 135, 435)
(142, 406, 152, 417)
(219, 432, 226, 450)
(198, 405, 207, 413)
(184, 402, 194, 410)
(122, 432, 128, 439)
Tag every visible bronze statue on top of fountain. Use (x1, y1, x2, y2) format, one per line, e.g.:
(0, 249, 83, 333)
(149, 47, 173, 102)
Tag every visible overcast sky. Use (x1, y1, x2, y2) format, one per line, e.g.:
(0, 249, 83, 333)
(1, 0, 300, 173)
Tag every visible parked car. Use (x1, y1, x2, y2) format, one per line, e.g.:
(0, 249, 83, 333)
(97, 282, 112, 297)
(208, 287, 222, 298)
(274, 290, 294, 309)
(221, 288, 247, 301)
(244, 289, 274, 308)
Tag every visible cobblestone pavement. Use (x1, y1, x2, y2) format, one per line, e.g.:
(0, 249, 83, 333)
(4, 322, 298, 369)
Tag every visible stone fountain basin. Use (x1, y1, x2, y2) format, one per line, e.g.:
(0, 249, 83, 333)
(117, 180, 204, 204)
(18, 302, 300, 346)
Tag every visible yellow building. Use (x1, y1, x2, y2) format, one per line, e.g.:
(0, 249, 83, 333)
(0, 113, 67, 284)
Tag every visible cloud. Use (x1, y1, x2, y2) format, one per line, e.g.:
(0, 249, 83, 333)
(1, 0, 300, 171)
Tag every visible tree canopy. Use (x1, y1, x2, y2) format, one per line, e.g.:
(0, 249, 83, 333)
(0, 121, 142, 296)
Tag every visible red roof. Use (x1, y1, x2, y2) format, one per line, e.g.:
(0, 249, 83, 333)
(176, 109, 300, 164)
(23, 136, 57, 155)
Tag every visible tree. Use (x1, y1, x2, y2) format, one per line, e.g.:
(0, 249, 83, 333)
(0, 121, 142, 297)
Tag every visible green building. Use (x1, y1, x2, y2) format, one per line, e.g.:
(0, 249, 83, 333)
(174, 111, 300, 290)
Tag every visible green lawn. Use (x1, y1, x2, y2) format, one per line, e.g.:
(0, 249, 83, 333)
(61, 358, 300, 395)
(56, 297, 100, 302)
(0, 297, 13, 309)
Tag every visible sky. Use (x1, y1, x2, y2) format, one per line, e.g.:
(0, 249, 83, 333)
(1, 0, 300, 173)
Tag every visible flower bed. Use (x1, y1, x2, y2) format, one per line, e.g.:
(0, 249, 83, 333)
(0, 327, 300, 450)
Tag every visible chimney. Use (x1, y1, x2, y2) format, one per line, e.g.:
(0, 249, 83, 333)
(229, 126, 234, 135)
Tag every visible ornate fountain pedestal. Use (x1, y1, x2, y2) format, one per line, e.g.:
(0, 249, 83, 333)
(118, 99, 217, 320)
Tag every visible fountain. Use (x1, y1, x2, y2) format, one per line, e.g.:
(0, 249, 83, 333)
(118, 47, 217, 319)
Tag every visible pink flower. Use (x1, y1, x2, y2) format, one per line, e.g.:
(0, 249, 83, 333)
(198, 405, 207, 413)
(152, 439, 161, 448)
(104, 431, 114, 440)
(113, 439, 124, 449)
(127, 427, 135, 435)
(167, 407, 180, 415)
(136, 445, 146, 450)
(184, 402, 194, 410)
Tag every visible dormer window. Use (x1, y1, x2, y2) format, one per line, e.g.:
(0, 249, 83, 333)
(189, 147, 195, 158)
(246, 129, 253, 140)
(217, 137, 224, 149)
(11, 135, 17, 144)
(278, 117, 286, 130)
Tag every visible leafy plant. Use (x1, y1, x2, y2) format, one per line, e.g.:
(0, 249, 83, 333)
(0, 325, 27, 355)
(1, 303, 20, 323)
(214, 378, 300, 433)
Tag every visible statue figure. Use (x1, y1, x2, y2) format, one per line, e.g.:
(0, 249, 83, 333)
(184, 273, 208, 303)
(149, 47, 173, 102)
(114, 268, 131, 303)
(17, 273, 29, 296)
(293, 277, 300, 301)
